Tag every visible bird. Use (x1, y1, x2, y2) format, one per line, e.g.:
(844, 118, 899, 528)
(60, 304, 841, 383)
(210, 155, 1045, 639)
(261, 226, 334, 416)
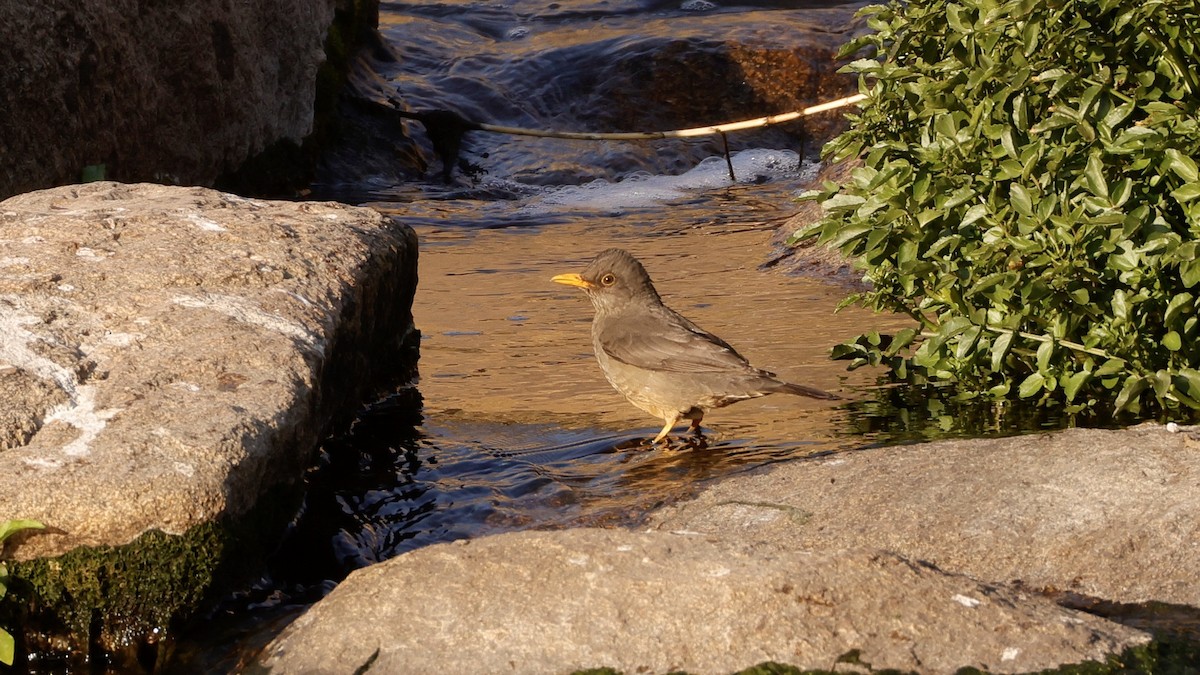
(551, 248, 839, 444)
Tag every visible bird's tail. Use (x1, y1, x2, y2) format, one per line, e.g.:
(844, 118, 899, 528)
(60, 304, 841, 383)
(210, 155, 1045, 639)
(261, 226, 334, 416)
(769, 380, 841, 400)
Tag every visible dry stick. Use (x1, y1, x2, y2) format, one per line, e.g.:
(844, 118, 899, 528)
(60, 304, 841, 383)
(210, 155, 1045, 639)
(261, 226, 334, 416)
(470, 94, 868, 141)
(396, 93, 868, 182)
(720, 132, 735, 181)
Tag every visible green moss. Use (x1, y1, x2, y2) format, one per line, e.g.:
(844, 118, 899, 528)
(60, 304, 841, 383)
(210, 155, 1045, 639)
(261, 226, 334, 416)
(0, 483, 301, 670)
(13, 526, 221, 646)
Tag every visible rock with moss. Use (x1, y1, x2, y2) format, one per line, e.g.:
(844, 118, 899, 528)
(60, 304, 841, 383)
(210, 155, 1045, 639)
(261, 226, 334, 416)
(0, 182, 418, 664)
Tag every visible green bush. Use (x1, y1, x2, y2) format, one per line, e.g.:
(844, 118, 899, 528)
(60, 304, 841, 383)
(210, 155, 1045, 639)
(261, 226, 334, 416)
(795, 0, 1200, 414)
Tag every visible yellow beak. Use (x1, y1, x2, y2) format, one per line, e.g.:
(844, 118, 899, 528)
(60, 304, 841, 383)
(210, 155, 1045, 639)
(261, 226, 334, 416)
(551, 273, 592, 289)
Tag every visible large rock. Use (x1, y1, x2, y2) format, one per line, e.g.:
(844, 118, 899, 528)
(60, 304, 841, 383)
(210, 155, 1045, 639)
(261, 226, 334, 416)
(259, 424, 1200, 674)
(0, 1, 336, 199)
(652, 424, 1200, 608)
(0, 182, 417, 658)
(260, 528, 1148, 674)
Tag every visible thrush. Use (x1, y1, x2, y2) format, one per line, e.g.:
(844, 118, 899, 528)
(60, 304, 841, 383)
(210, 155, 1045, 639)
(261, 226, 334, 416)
(552, 248, 839, 444)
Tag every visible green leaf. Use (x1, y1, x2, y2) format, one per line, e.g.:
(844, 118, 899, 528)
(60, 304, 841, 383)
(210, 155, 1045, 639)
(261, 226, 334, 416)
(1172, 182, 1200, 203)
(0, 520, 44, 544)
(1177, 368, 1200, 398)
(1, 628, 13, 667)
(1153, 370, 1172, 398)
(1094, 358, 1126, 378)
(1036, 339, 1055, 372)
(1064, 370, 1092, 402)
(1034, 68, 1068, 82)
(990, 330, 1014, 371)
(946, 4, 970, 32)
(1101, 101, 1133, 130)
(831, 342, 865, 360)
(884, 327, 920, 356)
(943, 186, 977, 209)
(821, 193, 868, 213)
(1084, 153, 1109, 198)
(955, 326, 982, 359)
(1165, 293, 1193, 325)
(1180, 259, 1200, 288)
(825, 220, 875, 250)
(960, 203, 990, 227)
(1010, 183, 1033, 216)
(1164, 149, 1199, 183)
(845, 58, 883, 73)
(1113, 375, 1150, 412)
(1163, 331, 1182, 351)
(1018, 371, 1046, 398)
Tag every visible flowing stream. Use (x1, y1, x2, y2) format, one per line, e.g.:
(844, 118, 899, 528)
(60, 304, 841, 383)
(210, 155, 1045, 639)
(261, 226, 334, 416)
(165, 0, 1093, 671)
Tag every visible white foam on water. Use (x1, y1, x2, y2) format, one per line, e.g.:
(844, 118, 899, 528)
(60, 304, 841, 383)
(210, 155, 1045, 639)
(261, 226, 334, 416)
(521, 149, 810, 215)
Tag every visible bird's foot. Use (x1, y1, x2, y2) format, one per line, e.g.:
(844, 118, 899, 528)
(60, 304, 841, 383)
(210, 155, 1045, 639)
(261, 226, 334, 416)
(645, 435, 673, 450)
(646, 432, 708, 452)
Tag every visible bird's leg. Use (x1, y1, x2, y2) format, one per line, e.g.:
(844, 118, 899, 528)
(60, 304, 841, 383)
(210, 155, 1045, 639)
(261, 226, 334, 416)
(652, 414, 679, 445)
(689, 418, 703, 435)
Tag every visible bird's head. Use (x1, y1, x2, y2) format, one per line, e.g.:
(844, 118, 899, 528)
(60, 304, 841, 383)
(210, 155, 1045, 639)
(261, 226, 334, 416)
(551, 248, 662, 313)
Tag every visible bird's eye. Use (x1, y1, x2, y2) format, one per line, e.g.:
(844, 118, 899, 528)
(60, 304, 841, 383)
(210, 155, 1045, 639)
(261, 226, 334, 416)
(600, 274, 616, 286)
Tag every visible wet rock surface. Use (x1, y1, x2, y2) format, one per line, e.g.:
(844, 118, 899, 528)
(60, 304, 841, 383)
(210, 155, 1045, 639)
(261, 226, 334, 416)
(0, 182, 418, 561)
(652, 424, 1200, 608)
(0, 0, 334, 199)
(260, 528, 1149, 674)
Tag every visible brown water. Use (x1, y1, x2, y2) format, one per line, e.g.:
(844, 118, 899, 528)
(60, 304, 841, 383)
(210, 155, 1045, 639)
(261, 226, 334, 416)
(396, 196, 895, 515)
(413, 211, 872, 448)
(162, 0, 1087, 670)
(171, 164, 928, 674)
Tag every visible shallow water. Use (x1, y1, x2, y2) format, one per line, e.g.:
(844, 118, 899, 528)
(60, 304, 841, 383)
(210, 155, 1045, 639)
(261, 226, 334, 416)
(172, 156, 924, 673)
(175, 144, 1083, 674)
(164, 0, 1093, 671)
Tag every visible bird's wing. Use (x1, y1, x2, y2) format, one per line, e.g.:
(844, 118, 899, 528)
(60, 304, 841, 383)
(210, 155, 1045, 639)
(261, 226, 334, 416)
(596, 309, 757, 374)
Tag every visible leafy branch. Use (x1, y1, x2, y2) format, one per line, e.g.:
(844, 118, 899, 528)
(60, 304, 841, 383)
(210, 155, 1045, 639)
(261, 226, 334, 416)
(795, 0, 1200, 415)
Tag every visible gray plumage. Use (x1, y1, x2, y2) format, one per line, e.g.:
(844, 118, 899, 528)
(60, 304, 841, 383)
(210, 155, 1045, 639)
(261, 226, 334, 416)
(552, 248, 837, 443)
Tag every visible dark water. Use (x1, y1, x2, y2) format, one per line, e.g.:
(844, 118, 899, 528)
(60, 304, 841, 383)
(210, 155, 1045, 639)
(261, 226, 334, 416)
(164, 0, 1147, 672)
(327, 0, 868, 192)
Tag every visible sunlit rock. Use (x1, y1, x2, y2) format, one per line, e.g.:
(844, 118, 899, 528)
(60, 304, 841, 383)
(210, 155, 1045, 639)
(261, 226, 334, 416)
(0, 182, 418, 661)
(260, 528, 1149, 674)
